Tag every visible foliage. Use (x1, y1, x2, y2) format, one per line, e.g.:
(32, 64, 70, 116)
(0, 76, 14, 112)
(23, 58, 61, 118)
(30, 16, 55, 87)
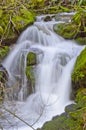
(78, 0, 86, 6)
(29, 0, 44, 8)
(12, 8, 35, 31)
(0, 0, 36, 44)
(72, 8, 86, 33)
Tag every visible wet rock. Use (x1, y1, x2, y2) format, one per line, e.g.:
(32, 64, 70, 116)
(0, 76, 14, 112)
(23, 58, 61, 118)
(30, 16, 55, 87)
(65, 104, 76, 113)
(44, 16, 52, 22)
(52, 115, 59, 120)
(27, 52, 37, 66)
(55, 13, 73, 22)
(2, 37, 18, 46)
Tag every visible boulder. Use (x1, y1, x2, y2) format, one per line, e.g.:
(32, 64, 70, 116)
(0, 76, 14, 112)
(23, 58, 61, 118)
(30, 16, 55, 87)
(72, 47, 86, 97)
(44, 16, 52, 22)
(27, 52, 37, 66)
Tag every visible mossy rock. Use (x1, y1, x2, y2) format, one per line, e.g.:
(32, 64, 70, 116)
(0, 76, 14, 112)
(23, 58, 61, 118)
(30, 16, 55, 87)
(54, 23, 77, 39)
(72, 47, 86, 98)
(26, 52, 37, 92)
(44, 16, 52, 22)
(54, 9, 86, 45)
(76, 37, 86, 45)
(26, 66, 35, 86)
(38, 111, 85, 130)
(75, 88, 86, 108)
(27, 52, 37, 66)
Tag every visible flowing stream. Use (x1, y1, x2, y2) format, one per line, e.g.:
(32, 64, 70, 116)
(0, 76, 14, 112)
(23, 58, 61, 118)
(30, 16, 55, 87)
(1, 14, 84, 130)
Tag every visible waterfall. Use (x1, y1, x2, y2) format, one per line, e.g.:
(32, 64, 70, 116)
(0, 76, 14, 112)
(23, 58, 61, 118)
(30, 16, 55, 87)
(1, 14, 84, 130)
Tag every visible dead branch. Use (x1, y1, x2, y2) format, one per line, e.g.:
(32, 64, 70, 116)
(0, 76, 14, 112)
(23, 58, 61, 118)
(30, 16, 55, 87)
(3, 107, 35, 130)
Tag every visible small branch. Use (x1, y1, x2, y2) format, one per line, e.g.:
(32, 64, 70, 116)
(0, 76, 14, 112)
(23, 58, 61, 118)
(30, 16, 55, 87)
(3, 107, 35, 130)
(10, 16, 20, 35)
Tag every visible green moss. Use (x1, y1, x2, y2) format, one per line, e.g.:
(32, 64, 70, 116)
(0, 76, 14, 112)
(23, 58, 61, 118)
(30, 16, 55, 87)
(0, 26, 3, 35)
(26, 52, 37, 88)
(0, 9, 3, 18)
(72, 47, 86, 82)
(27, 52, 36, 66)
(0, 3, 36, 43)
(59, 6, 70, 12)
(26, 66, 35, 87)
(75, 88, 86, 107)
(54, 23, 77, 39)
(76, 37, 86, 45)
(39, 111, 84, 130)
(54, 9, 86, 45)
(0, 46, 9, 61)
(0, 72, 3, 81)
(12, 8, 35, 30)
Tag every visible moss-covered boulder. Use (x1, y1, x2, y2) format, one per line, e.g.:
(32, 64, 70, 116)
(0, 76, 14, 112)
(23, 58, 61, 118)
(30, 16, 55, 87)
(54, 9, 86, 45)
(26, 52, 37, 93)
(72, 47, 86, 97)
(44, 16, 52, 22)
(27, 52, 37, 66)
(54, 23, 77, 39)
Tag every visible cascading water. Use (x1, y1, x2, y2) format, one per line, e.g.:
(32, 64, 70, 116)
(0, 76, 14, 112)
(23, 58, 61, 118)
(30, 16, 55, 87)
(1, 14, 85, 130)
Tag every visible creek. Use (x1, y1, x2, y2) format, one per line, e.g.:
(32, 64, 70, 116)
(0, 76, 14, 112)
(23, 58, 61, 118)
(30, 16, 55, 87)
(1, 13, 84, 130)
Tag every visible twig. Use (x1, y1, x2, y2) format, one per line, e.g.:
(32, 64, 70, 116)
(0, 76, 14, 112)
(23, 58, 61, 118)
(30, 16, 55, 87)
(10, 16, 20, 34)
(3, 107, 35, 130)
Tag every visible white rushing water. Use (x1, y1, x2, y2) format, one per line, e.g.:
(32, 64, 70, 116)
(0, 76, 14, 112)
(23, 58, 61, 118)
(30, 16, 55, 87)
(1, 14, 84, 130)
